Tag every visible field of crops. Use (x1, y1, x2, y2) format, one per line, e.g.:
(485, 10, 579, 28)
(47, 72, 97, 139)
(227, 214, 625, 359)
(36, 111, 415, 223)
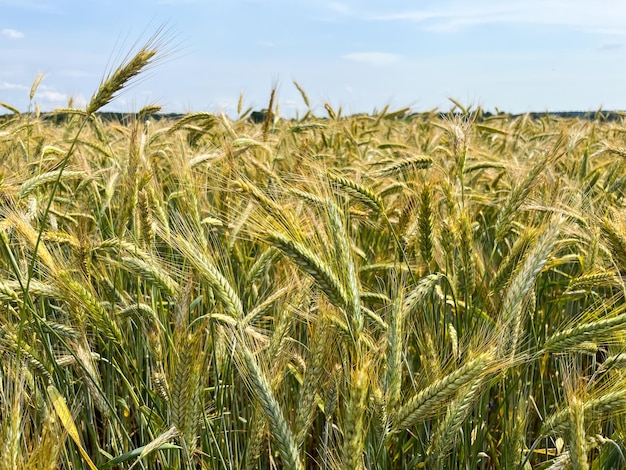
(1, 43, 626, 470)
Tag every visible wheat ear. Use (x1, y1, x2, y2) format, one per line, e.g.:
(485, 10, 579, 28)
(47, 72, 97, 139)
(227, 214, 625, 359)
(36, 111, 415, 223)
(454, 212, 476, 300)
(239, 342, 303, 470)
(393, 352, 494, 431)
(294, 316, 332, 446)
(268, 231, 348, 309)
(600, 215, 626, 272)
(169, 332, 202, 462)
(327, 200, 362, 336)
(327, 172, 384, 213)
(87, 32, 164, 115)
(119, 255, 180, 298)
(427, 376, 485, 461)
(172, 234, 244, 318)
(244, 405, 267, 470)
(18, 171, 85, 199)
(341, 364, 370, 470)
(569, 397, 589, 470)
(494, 155, 548, 242)
(386, 286, 404, 410)
(417, 184, 434, 266)
(374, 153, 433, 177)
(541, 388, 626, 437)
(543, 305, 626, 353)
(490, 228, 538, 294)
(498, 224, 557, 358)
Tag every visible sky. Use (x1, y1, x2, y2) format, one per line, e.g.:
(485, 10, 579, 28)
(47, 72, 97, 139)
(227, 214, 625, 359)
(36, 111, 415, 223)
(2, 0, 626, 117)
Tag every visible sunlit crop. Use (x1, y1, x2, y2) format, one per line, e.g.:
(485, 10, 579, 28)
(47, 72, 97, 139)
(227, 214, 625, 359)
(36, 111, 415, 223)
(0, 38, 625, 469)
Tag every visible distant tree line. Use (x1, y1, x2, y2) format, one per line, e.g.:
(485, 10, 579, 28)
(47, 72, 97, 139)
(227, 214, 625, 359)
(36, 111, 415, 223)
(1, 109, 625, 125)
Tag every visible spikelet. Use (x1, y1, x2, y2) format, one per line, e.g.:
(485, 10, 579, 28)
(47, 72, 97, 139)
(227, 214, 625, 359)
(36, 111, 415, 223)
(236, 180, 293, 228)
(244, 406, 267, 470)
(324, 102, 337, 120)
(268, 231, 348, 310)
(326, 200, 362, 336)
(0, 279, 20, 305)
(448, 323, 459, 360)
(327, 172, 384, 213)
(7, 212, 58, 272)
(564, 271, 618, 297)
(600, 214, 626, 272)
(393, 352, 494, 431)
(29, 73, 44, 101)
(72, 340, 109, 417)
(494, 155, 548, 242)
(138, 104, 162, 121)
(57, 270, 122, 343)
(292, 81, 310, 109)
(398, 193, 418, 236)
(427, 376, 485, 460)
(2, 333, 51, 381)
(294, 316, 332, 446)
(568, 397, 589, 470)
(490, 228, 538, 294)
(18, 171, 85, 199)
(439, 218, 456, 268)
(245, 247, 280, 286)
(543, 305, 626, 353)
(172, 234, 244, 318)
(1, 101, 20, 114)
(168, 112, 216, 134)
(341, 364, 370, 470)
(374, 153, 433, 177)
(454, 213, 476, 300)
(169, 332, 202, 462)
(404, 273, 444, 318)
(386, 287, 404, 410)
(137, 189, 155, 246)
(289, 187, 326, 207)
(262, 87, 276, 141)
(540, 387, 626, 437)
(137, 426, 180, 464)
(87, 32, 164, 115)
(239, 343, 303, 470)
(120, 256, 180, 298)
(596, 353, 626, 375)
(498, 224, 557, 358)
(417, 184, 434, 266)
(242, 286, 292, 327)
(6, 279, 61, 300)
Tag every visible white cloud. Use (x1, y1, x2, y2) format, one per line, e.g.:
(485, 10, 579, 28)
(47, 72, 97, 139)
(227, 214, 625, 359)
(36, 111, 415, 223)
(1, 28, 24, 39)
(373, 1, 626, 34)
(328, 2, 350, 14)
(0, 81, 70, 110)
(37, 89, 67, 102)
(342, 52, 402, 66)
(0, 1, 53, 12)
(0, 80, 28, 90)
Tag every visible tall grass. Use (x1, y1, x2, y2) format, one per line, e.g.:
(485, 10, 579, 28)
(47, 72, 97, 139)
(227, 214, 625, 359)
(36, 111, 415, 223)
(1, 39, 626, 469)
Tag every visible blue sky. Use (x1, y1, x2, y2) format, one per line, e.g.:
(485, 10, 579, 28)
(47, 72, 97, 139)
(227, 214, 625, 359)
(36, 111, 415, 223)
(2, 0, 626, 116)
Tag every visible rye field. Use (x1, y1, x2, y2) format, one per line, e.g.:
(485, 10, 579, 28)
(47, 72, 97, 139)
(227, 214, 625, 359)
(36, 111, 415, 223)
(1, 43, 626, 470)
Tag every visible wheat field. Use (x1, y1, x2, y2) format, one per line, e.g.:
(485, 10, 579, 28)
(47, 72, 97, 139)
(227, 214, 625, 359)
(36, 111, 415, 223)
(0, 40, 626, 470)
